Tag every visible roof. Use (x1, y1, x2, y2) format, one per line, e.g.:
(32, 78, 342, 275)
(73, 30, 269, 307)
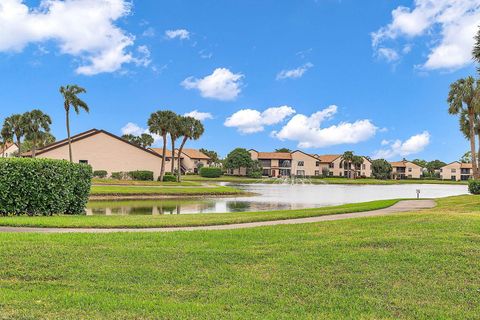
(461, 163, 473, 169)
(181, 148, 211, 160)
(256, 152, 292, 160)
(316, 154, 341, 163)
(24, 129, 163, 158)
(150, 149, 183, 159)
(390, 160, 422, 168)
(1, 142, 16, 153)
(291, 150, 320, 160)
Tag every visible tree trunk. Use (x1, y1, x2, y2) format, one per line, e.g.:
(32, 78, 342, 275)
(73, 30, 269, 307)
(66, 109, 73, 163)
(32, 135, 37, 158)
(160, 132, 167, 182)
(16, 135, 21, 158)
(468, 111, 478, 179)
(477, 131, 480, 170)
(170, 136, 175, 174)
(177, 137, 188, 182)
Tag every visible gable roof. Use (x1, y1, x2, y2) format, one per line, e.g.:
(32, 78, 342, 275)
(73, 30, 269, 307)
(181, 148, 210, 160)
(256, 152, 292, 160)
(291, 150, 320, 160)
(1, 142, 17, 153)
(25, 129, 163, 158)
(316, 154, 342, 163)
(390, 160, 422, 168)
(150, 148, 184, 159)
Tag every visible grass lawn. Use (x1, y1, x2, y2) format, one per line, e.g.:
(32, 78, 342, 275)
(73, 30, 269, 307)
(0, 199, 398, 228)
(0, 195, 479, 319)
(183, 175, 468, 185)
(90, 185, 243, 196)
(92, 178, 201, 186)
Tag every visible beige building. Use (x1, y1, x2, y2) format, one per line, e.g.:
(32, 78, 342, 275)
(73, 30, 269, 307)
(440, 162, 472, 181)
(315, 154, 372, 178)
(29, 129, 165, 179)
(249, 150, 321, 177)
(150, 148, 211, 174)
(1, 142, 18, 157)
(390, 160, 423, 179)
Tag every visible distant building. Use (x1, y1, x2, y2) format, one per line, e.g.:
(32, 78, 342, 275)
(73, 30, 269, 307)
(1, 142, 18, 158)
(440, 162, 472, 181)
(389, 160, 423, 179)
(150, 148, 211, 174)
(315, 154, 372, 178)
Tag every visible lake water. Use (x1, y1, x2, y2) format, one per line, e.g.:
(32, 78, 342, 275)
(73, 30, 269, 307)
(86, 183, 469, 215)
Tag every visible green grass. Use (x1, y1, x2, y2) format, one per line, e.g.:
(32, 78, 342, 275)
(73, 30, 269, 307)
(92, 178, 201, 186)
(90, 185, 243, 196)
(0, 195, 479, 319)
(183, 175, 468, 185)
(0, 199, 399, 228)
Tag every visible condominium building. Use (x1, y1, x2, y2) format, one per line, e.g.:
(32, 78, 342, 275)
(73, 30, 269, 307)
(390, 160, 423, 179)
(1, 142, 18, 157)
(440, 162, 472, 181)
(314, 154, 372, 178)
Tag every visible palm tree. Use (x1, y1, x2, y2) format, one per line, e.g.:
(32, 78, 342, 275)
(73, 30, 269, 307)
(1, 126, 12, 158)
(448, 76, 480, 179)
(342, 151, 354, 179)
(459, 110, 480, 168)
(473, 26, 480, 70)
(148, 110, 177, 182)
(60, 85, 88, 162)
(176, 116, 204, 182)
(168, 115, 182, 174)
(22, 109, 52, 158)
(2, 114, 25, 157)
(352, 155, 364, 179)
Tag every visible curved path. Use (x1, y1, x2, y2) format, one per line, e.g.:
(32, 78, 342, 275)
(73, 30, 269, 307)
(0, 200, 435, 234)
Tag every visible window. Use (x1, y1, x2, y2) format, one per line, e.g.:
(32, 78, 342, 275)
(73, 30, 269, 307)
(451, 169, 456, 173)
(362, 164, 366, 170)
(79, 160, 88, 164)
(339, 162, 343, 169)
(329, 163, 334, 169)
(329, 172, 333, 176)
(316, 161, 320, 167)
(315, 170, 320, 176)
(298, 161, 304, 167)
(408, 168, 412, 172)
(296, 170, 305, 176)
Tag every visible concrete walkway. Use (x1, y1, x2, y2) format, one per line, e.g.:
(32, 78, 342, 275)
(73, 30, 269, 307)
(0, 200, 435, 234)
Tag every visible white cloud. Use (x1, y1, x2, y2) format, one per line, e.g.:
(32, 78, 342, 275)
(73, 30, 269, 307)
(0, 0, 147, 75)
(165, 29, 190, 40)
(377, 47, 400, 62)
(121, 122, 161, 144)
(272, 105, 378, 148)
(373, 131, 431, 159)
(184, 110, 213, 121)
(372, 0, 480, 70)
(142, 27, 155, 38)
(276, 62, 313, 80)
(181, 68, 243, 101)
(224, 106, 296, 134)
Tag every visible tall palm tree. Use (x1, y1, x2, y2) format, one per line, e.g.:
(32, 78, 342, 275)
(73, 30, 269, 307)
(352, 155, 364, 179)
(0, 126, 12, 158)
(448, 76, 480, 179)
(176, 116, 204, 182)
(342, 151, 354, 179)
(60, 85, 88, 162)
(148, 110, 177, 182)
(473, 26, 480, 70)
(22, 109, 52, 158)
(459, 110, 480, 168)
(2, 114, 24, 157)
(168, 115, 182, 174)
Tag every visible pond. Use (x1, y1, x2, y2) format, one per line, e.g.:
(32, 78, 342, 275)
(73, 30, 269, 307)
(86, 183, 469, 215)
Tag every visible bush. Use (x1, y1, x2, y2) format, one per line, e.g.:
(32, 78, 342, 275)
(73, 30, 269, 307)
(162, 173, 177, 182)
(468, 180, 480, 194)
(93, 170, 108, 178)
(199, 167, 222, 178)
(111, 172, 128, 180)
(0, 158, 92, 216)
(247, 171, 262, 178)
(128, 170, 154, 181)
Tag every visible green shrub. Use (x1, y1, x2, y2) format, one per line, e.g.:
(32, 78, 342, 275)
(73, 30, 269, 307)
(128, 170, 154, 181)
(247, 171, 262, 178)
(199, 167, 222, 178)
(162, 173, 177, 182)
(0, 158, 92, 216)
(468, 180, 480, 194)
(93, 170, 108, 178)
(111, 172, 128, 180)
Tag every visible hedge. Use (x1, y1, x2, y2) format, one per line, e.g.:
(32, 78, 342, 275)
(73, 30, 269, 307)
(129, 170, 154, 181)
(199, 167, 222, 178)
(0, 158, 92, 216)
(93, 170, 108, 178)
(468, 180, 480, 194)
(162, 173, 177, 182)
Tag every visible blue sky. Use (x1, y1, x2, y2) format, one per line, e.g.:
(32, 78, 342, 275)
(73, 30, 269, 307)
(1, 0, 479, 161)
